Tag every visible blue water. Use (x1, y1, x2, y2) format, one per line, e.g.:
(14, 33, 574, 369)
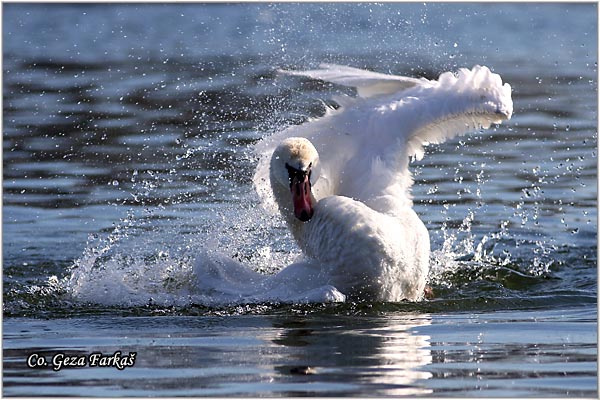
(3, 3, 597, 397)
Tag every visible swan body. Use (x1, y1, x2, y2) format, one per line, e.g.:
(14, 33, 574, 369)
(248, 64, 512, 303)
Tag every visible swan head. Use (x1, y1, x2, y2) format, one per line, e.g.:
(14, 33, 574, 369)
(270, 137, 320, 222)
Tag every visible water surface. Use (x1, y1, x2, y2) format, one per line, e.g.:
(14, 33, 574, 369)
(3, 3, 597, 397)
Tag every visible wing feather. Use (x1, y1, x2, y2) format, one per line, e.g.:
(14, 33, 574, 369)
(279, 63, 424, 98)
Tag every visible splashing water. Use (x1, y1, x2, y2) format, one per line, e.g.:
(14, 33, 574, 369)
(10, 47, 585, 311)
(424, 140, 567, 300)
(60, 133, 306, 307)
(55, 127, 549, 309)
(49, 97, 588, 310)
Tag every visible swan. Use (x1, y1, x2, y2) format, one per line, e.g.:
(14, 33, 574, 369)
(250, 64, 513, 302)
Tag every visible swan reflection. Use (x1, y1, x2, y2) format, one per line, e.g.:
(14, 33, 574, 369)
(269, 312, 433, 396)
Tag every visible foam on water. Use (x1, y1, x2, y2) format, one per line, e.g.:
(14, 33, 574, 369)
(56, 163, 320, 307)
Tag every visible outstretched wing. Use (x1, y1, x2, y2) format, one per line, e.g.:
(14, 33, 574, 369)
(254, 65, 512, 214)
(279, 63, 424, 98)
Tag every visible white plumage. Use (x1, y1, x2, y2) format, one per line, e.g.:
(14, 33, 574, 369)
(254, 64, 512, 216)
(196, 64, 512, 303)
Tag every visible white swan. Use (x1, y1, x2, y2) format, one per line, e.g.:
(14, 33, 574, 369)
(250, 64, 513, 302)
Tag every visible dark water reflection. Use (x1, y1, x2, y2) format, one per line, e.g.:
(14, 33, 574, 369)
(4, 314, 433, 396)
(3, 307, 596, 397)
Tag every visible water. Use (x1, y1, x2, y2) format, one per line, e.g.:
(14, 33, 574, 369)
(3, 3, 597, 397)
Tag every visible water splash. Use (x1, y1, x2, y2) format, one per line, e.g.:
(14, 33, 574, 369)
(56, 126, 565, 308)
(57, 129, 309, 307)
(426, 156, 559, 293)
(40, 62, 592, 310)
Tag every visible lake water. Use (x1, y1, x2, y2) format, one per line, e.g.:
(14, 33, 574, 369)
(3, 3, 598, 397)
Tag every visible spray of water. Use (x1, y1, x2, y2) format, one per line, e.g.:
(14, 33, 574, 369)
(53, 66, 568, 309)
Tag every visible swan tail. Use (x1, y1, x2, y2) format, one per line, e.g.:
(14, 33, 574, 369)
(279, 63, 424, 98)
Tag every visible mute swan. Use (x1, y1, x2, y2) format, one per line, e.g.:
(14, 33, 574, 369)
(251, 64, 513, 302)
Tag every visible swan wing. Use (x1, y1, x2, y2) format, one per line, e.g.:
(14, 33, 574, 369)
(254, 65, 512, 214)
(279, 63, 424, 98)
(399, 65, 512, 161)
